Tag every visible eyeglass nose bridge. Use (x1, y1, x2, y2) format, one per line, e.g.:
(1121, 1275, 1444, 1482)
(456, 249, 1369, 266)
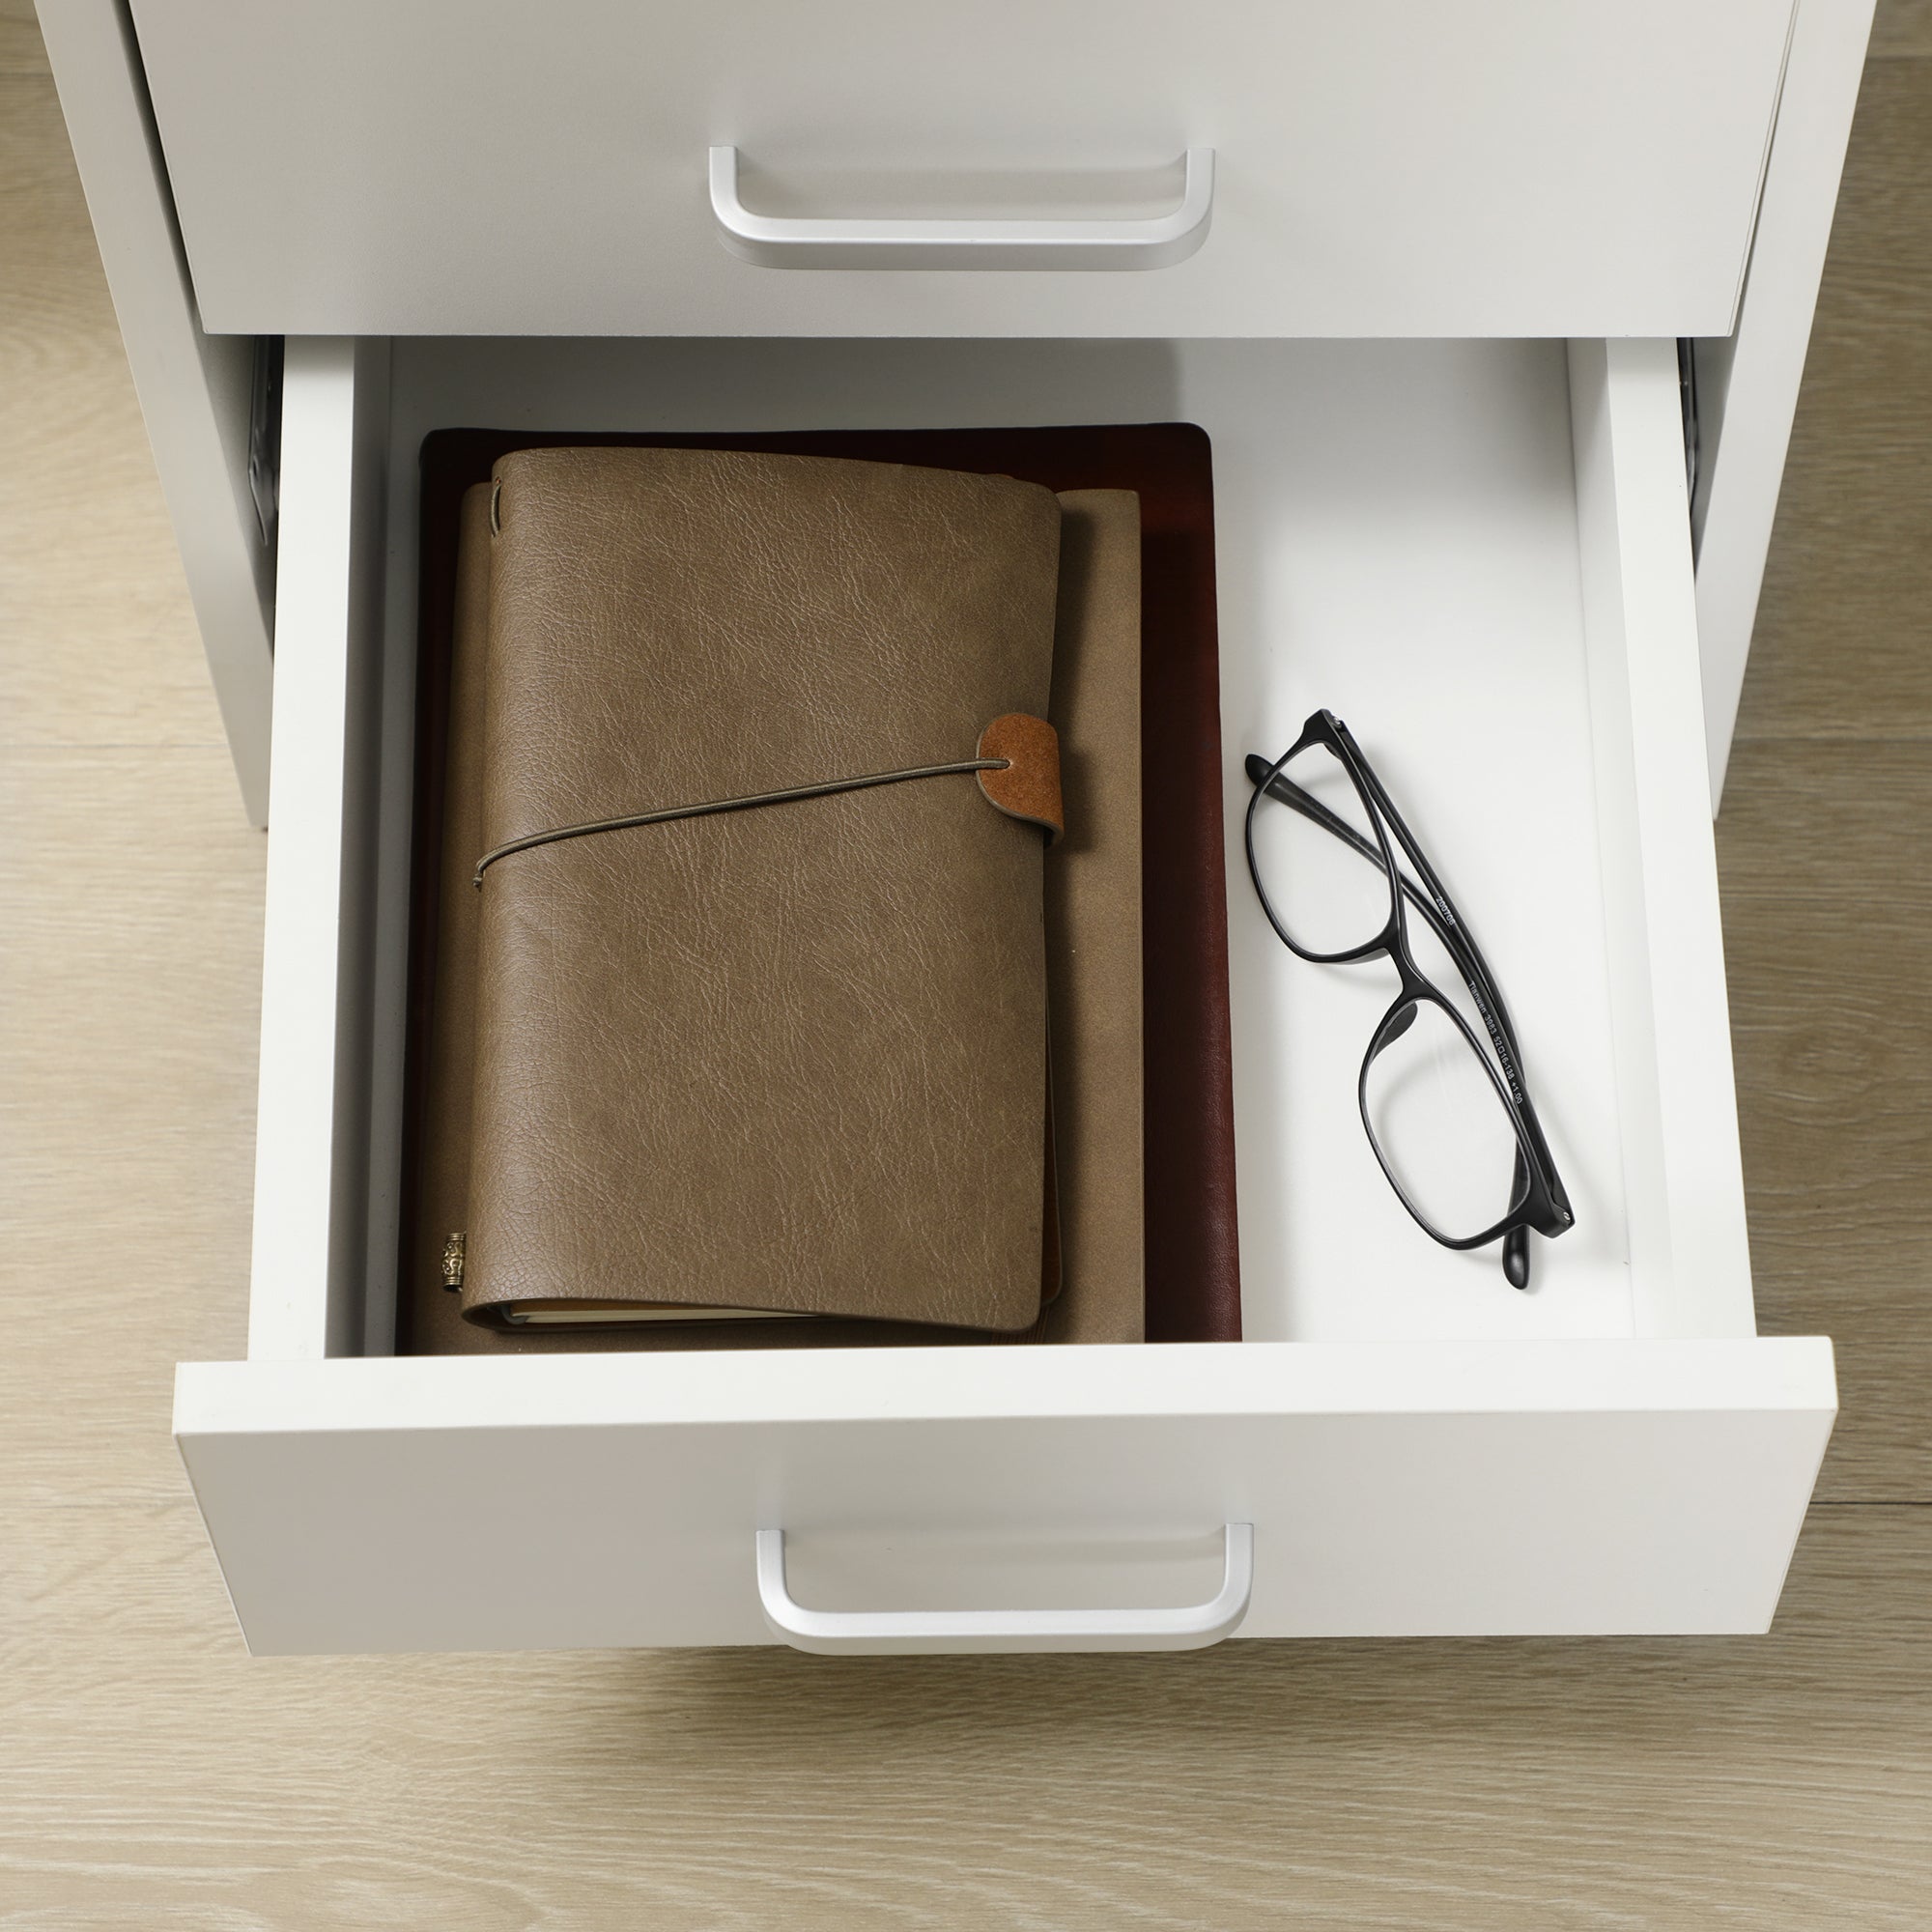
(1371, 992, 1420, 1052)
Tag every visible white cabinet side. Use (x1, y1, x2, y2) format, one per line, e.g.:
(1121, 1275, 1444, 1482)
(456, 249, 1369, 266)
(34, 0, 275, 823)
(1695, 0, 1878, 801)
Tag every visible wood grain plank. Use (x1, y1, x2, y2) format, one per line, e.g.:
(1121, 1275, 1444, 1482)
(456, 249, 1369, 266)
(0, 747, 262, 1507)
(1732, 62, 1932, 744)
(0, 1500, 1926, 1930)
(1717, 744, 1932, 1500)
(0, 0, 47, 79)
(1718, 57, 1932, 1506)
(0, 66, 233, 753)
(1871, 0, 1932, 59)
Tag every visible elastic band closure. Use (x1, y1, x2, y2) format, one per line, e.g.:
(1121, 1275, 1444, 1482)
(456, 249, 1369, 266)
(474, 756, 1007, 887)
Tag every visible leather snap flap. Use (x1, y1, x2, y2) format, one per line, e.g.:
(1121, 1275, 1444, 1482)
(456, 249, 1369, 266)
(977, 713, 1064, 845)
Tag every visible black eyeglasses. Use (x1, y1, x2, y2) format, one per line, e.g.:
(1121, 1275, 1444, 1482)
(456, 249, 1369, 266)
(1243, 709, 1574, 1290)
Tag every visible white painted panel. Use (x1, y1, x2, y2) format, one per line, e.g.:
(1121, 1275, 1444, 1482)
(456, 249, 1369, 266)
(1571, 340, 1755, 1339)
(35, 0, 274, 821)
(1693, 0, 1877, 800)
(124, 0, 1793, 337)
(175, 1341, 1835, 1653)
(247, 339, 388, 1359)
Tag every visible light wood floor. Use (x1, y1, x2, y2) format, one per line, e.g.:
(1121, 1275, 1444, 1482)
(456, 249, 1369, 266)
(4, 6, 1928, 1924)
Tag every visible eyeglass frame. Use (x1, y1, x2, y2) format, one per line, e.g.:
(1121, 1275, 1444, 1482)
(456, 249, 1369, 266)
(1242, 708, 1574, 1289)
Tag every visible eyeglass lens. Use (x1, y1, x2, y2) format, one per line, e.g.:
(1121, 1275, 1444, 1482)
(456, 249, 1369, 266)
(1363, 998, 1526, 1242)
(1249, 742, 1392, 956)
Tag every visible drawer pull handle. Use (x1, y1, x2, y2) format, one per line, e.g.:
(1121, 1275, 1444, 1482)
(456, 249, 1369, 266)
(708, 146, 1214, 272)
(754, 1522, 1254, 1655)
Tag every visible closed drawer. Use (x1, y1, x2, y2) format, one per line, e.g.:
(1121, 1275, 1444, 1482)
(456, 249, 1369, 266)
(177, 333, 1834, 1655)
(128, 0, 1792, 338)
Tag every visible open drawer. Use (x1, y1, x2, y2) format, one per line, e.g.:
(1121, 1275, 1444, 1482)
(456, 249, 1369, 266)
(176, 334, 1834, 1655)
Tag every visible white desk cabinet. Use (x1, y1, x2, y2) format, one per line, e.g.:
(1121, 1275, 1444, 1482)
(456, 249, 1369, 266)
(36, 0, 1877, 1655)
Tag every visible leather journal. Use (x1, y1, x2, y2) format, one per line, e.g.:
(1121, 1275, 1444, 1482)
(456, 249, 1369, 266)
(401, 423, 1238, 1351)
(461, 446, 1064, 1329)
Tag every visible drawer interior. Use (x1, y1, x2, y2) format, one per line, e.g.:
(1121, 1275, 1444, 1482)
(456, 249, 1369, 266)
(257, 333, 1754, 1364)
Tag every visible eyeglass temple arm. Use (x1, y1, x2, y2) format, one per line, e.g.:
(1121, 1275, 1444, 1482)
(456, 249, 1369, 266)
(1341, 762, 1527, 1044)
(1337, 761, 1569, 1196)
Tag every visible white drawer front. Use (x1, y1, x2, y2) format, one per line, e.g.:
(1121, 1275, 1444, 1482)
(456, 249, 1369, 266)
(184, 331, 1835, 1653)
(178, 1345, 1833, 1655)
(128, 0, 1792, 338)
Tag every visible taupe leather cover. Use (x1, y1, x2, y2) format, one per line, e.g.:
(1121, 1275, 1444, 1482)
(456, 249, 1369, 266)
(408, 483, 1143, 1353)
(463, 447, 1061, 1329)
